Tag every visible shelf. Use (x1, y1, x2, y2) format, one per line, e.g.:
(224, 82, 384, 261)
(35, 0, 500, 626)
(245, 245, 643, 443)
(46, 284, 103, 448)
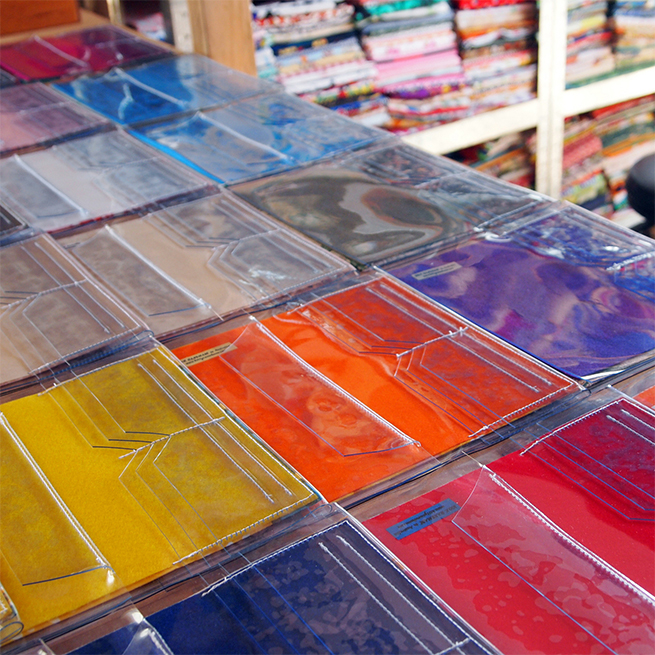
(401, 99, 540, 155)
(0, 7, 108, 44)
(563, 66, 655, 118)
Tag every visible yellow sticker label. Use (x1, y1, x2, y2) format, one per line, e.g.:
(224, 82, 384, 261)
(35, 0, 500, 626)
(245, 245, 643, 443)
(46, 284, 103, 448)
(179, 343, 236, 366)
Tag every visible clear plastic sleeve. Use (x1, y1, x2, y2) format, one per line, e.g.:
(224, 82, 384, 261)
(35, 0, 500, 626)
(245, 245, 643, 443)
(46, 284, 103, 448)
(50, 506, 497, 655)
(54, 54, 279, 126)
(0, 232, 148, 392)
(231, 139, 548, 266)
(172, 272, 579, 506)
(0, 26, 169, 82)
(131, 91, 386, 185)
(363, 443, 655, 655)
(0, 131, 210, 234)
(386, 205, 655, 382)
(60, 191, 353, 339)
(0, 346, 319, 644)
(0, 83, 109, 156)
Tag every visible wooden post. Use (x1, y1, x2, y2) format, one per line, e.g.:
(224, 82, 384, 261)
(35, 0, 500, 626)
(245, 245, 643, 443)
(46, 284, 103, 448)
(187, 0, 255, 75)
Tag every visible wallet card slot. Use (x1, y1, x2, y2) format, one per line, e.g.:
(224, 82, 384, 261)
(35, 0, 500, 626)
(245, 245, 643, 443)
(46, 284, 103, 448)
(452, 469, 655, 653)
(0, 156, 85, 225)
(419, 172, 543, 228)
(0, 235, 81, 303)
(504, 204, 655, 268)
(122, 420, 301, 559)
(609, 253, 655, 302)
(524, 399, 654, 516)
(20, 284, 137, 358)
(0, 283, 142, 382)
(395, 329, 572, 438)
(96, 157, 203, 208)
(354, 142, 460, 184)
(70, 228, 208, 318)
(127, 436, 218, 554)
(134, 112, 292, 184)
(207, 230, 343, 302)
(47, 349, 213, 442)
(56, 130, 153, 169)
(0, 415, 110, 585)
(151, 193, 269, 247)
(299, 278, 460, 354)
(220, 323, 414, 456)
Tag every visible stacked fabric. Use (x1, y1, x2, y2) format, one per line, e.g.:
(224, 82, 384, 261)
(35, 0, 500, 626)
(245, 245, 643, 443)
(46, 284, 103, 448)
(352, 0, 467, 132)
(447, 131, 535, 188)
(252, 25, 279, 81)
(560, 115, 613, 216)
(453, 0, 538, 112)
(611, 0, 655, 71)
(566, 0, 614, 86)
(252, 0, 379, 124)
(592, 95, 655, 224)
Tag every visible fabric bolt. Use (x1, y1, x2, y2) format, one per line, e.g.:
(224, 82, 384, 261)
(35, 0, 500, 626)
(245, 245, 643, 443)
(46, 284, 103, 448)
(71, 520, 494, 655)
(0, 26, 169, 81)
(447, 132, 535, 191)
(0, 347, 318, 642)
(591, 96, 655, 217)
(0, 131, 209, 234)
(374, 49, 463, 86)
(387, 207, 655, 379)
(252, 0, 376, 122)
(565, 0, 614, 86)
(0, 83, 109, 156)
(61, 192, 351, 338)
(452, 1, 538, 116)
(55, 54, 277, 126)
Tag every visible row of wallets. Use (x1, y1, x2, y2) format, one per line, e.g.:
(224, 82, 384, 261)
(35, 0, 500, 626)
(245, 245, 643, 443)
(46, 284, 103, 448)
(1, 23, 653, 655)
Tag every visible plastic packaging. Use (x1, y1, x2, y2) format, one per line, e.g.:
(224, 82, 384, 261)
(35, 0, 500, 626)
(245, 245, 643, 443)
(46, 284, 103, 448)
(0, 26, 170, 82)
(54, 54, 279, 125)
(0, 232, 148, 391)
(387, 203, 655, 381)
(0, 131, 210, 233)
(61, 191, 353, 339)
(58, 507, 497, 655)
(0, 346, 319, 643)
(173, 273, 579, 505)
(132, 91, 385, 184)
(232, 139, 548, 266)
(0, 83, 109, 156)
(364, 441, 655, 655)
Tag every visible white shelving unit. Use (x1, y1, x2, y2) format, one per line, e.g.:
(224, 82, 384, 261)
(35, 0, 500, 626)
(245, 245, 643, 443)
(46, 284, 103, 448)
(105, 0, 653, 212)
(400, 0, 655, 203)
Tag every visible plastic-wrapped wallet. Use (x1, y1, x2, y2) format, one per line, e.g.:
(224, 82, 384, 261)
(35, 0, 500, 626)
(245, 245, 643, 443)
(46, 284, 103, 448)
(0, 346, 319, 643)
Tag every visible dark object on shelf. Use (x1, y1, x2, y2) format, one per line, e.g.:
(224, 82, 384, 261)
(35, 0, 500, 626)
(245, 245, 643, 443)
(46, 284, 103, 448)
(627, 153, 655, 233)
